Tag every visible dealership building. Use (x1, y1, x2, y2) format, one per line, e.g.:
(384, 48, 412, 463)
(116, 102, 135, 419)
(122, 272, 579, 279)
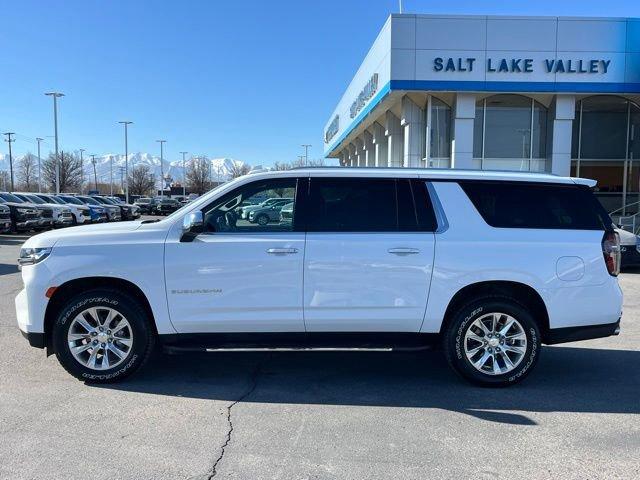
(324, 14, 640, 215)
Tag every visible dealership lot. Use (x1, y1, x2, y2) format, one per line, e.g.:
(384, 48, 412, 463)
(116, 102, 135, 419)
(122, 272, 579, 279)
(0, 233, 639, 480)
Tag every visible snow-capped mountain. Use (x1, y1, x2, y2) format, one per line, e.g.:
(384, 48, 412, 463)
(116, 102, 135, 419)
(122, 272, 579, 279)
(0, 152, 247, 186)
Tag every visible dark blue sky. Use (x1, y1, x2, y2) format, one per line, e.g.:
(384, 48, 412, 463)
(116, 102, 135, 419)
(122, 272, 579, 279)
(1, 0, 639, 166)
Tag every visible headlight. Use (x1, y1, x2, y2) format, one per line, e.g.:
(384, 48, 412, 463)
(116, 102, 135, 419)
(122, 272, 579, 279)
(18, 247, 52, 266)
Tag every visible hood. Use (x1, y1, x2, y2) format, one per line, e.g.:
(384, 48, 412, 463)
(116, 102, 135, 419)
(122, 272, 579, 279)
(23, 220, 146, 249)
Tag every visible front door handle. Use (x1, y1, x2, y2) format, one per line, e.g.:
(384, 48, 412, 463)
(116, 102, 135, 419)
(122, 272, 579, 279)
(266, 248, 299, 255)
(388, 247, 420, 256)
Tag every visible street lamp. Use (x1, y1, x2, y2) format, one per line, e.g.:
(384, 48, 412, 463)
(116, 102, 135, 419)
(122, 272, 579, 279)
(79, 148, 85, 194)
(118, 121, 133, 202)
(301, 144, 312, 166)
(180, 151, 188, 197)
(156, 140, 166, 198)
(45, 92, 64, 193)
(3, 132, 15, 191)
(36, 137, 43, 192)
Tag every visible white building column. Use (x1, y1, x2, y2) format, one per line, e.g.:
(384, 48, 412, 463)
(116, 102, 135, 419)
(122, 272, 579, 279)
(354, 138, 365, 167)
(550, 95, 576, 176)
(401, 96, 425, 168)
(348, 143, 357, 167)
(385, 111, 403, 167)
(451, 93, 476, 169)
(362, 130, 375, 167)
(339, 150, 348, 167)
(371, 122, 388, 167)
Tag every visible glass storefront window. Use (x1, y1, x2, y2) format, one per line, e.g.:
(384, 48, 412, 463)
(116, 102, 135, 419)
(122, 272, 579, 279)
(473, 94, 547, 172)
(430, 97, 451, 159)
(572, 96, 640, 219)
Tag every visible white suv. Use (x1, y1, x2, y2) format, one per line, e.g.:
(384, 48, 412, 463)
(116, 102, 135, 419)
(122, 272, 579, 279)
(15, 169, 623, 386)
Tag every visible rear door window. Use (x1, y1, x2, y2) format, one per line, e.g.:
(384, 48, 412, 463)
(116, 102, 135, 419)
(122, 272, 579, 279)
(460, 181, 610, 230)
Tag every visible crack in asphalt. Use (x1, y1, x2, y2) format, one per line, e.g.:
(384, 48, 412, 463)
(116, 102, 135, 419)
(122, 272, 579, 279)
(192, 355, 270, 480)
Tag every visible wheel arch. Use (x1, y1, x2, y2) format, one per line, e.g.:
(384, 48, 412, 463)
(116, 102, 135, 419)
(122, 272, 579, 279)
(43, 276, 157, 354)
(440, 280, 550, 342)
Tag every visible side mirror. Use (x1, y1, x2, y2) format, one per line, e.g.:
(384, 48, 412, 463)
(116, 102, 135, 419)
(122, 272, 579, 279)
(181, 211, 203, 242)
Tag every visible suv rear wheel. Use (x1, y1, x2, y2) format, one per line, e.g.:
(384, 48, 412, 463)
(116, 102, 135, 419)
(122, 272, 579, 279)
(52, 289, 155, 383)
(443, 296, 541, 387)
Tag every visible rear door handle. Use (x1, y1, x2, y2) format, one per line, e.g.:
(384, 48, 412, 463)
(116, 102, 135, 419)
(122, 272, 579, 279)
(388, 247, 420, 256)
(266, 248, 299, 255)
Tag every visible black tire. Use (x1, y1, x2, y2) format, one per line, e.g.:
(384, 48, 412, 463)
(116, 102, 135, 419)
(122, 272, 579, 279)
(443, 296, 541, 387)
(256, 214, 269, 226)
(52, 288, 155, 383)
(71, 214, 78, 226)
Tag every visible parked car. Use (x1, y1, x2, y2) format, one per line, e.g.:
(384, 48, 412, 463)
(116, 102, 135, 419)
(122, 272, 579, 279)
(57, 195, 107, 223)
(240, 197, 292, 219)
(0, 203, 12, 233)
(616, 227, 640, 269)
(94, 196, 140, 220)
(0, 192, 51, 230)
(154, 198, 181, 215)
(248, 200, 289, 225)
(0, 196, 41, 232)
(16, 169, 622, 387)
(134, 197, 153, 214)
(34, 193, 91, 225)
(279, 201, 294, 225)
(78, 195, 121, 222)
(13, 193, 74, 228)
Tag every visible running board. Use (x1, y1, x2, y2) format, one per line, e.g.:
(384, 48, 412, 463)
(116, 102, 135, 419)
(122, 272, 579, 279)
(159, 332, 440, 355)
(164, 345, 432, 354)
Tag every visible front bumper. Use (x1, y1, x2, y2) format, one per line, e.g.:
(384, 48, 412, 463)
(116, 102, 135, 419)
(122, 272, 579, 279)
(54, 216, 74, 227)
(20, 330, 45, 348)
(36, 218, 54, 230)
(15, 219, 40, 231)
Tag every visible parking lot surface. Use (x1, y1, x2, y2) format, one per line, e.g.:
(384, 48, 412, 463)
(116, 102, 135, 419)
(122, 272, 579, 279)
(1, 231, 639, 480)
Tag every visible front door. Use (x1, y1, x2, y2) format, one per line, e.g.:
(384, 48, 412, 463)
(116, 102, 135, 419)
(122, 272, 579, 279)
(164, 177, 305, 333)
(303, 177, 436, 332)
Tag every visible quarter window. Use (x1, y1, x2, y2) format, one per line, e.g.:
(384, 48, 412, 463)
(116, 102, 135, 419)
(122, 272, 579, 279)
(461, 181, 610, 230)
(203, 178, 297, 233)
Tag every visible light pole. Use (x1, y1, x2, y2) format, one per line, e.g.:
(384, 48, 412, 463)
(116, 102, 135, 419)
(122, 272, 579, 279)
(90, 155, 98, 191)
(157, 140, 166, 198)
(3, 132, 15, 191)
(301, 144, 312, 166)
(79, 148, 85, 194)
(36, 137, 43, 192)
(45, 92, 64, 193)
(110, 155, 114, 195)
(118, 121, 133, 203)
(180, 151, 188, 196)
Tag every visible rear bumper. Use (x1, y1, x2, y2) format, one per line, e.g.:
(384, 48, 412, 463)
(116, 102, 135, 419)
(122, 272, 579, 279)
(545, 319, 621, 345)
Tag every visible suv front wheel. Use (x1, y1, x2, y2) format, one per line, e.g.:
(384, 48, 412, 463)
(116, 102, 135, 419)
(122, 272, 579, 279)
(52, 289, 155, 383)
(443, 296, 541, 387)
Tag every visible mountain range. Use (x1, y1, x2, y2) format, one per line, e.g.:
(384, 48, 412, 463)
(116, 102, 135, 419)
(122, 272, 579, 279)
(0, 152, 248, 186)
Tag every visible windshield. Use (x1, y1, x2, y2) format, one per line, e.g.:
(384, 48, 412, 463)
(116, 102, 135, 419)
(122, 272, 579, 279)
(92, 196, 111, 205)
(0, 192, 25, 203)
(77, 196, 100, 206)
(135, 198, 150, 204)
(59, 195, 84, 205)
(21, 194, 45, 204)
(42, 195, 65, 204)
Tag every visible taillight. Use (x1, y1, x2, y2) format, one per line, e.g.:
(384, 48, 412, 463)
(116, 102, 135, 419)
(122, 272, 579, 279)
(602, 230, 621, 276)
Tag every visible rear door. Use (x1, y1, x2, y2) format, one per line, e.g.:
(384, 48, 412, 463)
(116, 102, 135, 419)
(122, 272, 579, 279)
(302, 177, 436, 332)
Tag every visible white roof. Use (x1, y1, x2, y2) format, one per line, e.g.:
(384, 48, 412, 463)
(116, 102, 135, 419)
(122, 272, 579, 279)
(246, 167, 597, 187)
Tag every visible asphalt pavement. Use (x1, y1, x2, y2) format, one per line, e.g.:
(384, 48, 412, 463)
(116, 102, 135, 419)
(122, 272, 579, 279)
(0, 231, 639, 480)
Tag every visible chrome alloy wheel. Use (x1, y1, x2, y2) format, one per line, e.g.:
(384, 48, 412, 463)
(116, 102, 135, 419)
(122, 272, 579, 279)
(463, 312, 527, 376)
(67, 307, 133, 370)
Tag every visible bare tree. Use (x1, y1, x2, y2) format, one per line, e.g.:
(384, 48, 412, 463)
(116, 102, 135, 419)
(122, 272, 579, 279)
(42, 151, 83, 193)
(186, 157, 211, 195)
(272, 161, 291, 171)
(228, 161, 251, 179)
(17, 153, 38, 191)
(128, 164, 156, 197)
(0, 171, 9, 191)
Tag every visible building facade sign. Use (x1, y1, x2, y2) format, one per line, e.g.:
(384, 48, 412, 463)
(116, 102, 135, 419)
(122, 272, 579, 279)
(350, 73, 379, 119)
(433, 57, 612, 74)
(324, 115, 340, 144)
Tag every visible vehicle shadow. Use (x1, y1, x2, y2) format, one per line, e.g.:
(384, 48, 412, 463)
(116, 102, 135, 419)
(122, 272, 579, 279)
(0, 263, 19, 276)
(96, 345, 640, 425)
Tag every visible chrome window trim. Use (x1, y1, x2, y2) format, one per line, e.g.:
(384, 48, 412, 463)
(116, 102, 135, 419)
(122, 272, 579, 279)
(425, 181, 449, 234)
